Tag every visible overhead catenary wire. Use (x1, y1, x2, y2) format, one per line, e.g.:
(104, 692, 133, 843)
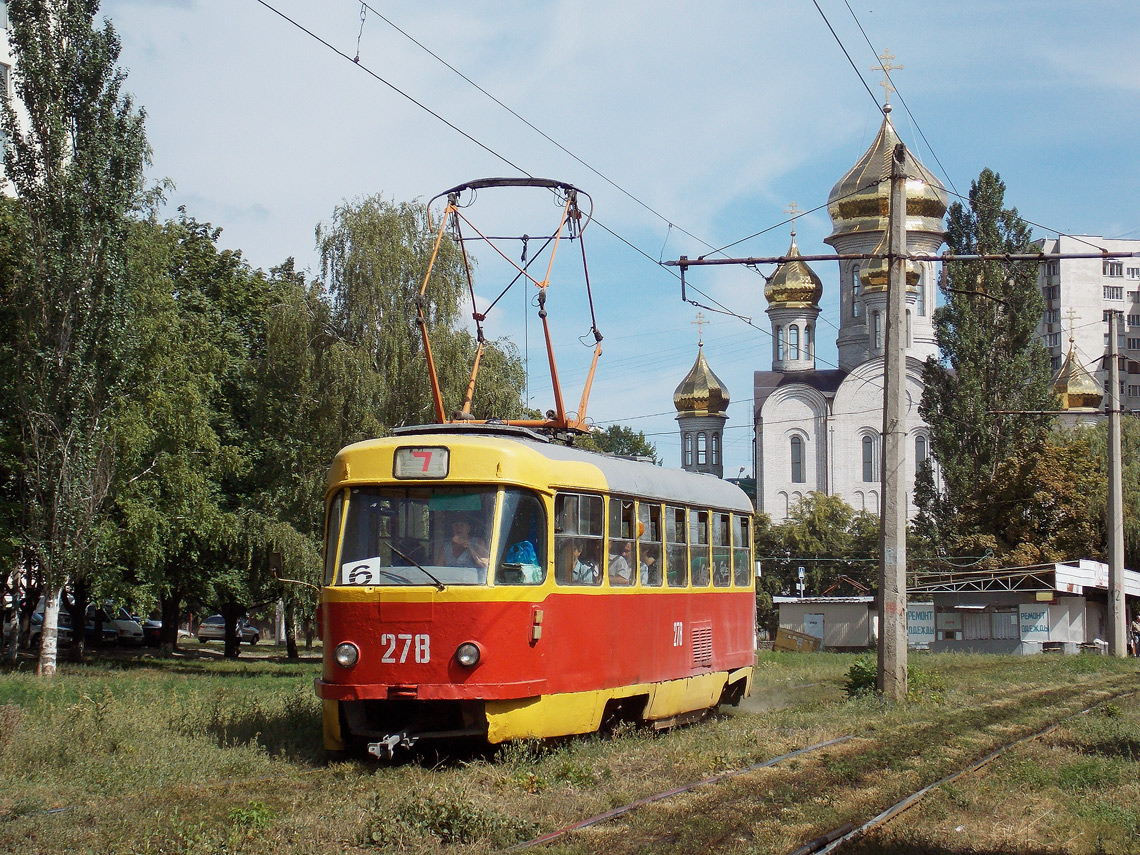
(255, 0, 1116, 450)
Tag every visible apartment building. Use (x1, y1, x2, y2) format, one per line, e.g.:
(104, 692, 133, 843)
(1036, 235, 1140, 411)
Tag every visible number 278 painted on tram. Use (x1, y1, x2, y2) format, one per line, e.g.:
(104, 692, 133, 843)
(315, 424, 756, 759)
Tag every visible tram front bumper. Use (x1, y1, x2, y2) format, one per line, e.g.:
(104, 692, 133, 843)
(314, 677, 548, 701)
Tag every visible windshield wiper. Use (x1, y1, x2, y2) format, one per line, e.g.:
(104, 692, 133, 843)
(388, 543, 446, 591)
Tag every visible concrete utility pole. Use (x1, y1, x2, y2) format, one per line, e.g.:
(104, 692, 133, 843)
(1107, 311, 1126, 657)
(878, 142, 909, 701)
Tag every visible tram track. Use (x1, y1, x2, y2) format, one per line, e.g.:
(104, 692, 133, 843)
(503, 673, 1137, 854)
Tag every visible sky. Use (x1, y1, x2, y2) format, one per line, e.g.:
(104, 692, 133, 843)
(99, 0, 1140, 476)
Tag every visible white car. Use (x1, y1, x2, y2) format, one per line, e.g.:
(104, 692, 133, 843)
(196, 614, 259, 645)
(87, 605, 144, 646)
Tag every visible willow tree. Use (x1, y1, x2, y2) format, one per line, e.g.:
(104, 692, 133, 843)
(316, 194, 527, 428)
(917, 169, 1055, 556)
(3, 0, 149, 676)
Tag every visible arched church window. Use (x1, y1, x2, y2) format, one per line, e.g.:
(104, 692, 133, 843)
(711, 433, 720, 465)
(915, 435, 928, 469)
(862, 434, 877, 483)
(697, 433, 707, 465)
(776, 326, 785, 361)
(916, 269, 926, 316)
(789, 325, 799, 360)
(684, 433, 693, 466)
(805, 325, 813, 359)
(873, 311, 882, 350)
(906, 309, 912, 347)
(790, 435, 805, 483)
(852, 265, 861, 318)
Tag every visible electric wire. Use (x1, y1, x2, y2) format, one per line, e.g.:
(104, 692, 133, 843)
(809, 0, 881, 112)
(252, 0, 531, 178)
(839, 0, 960, 200)
(255, 0, 1098, 451)
(356, 0, 727, 260)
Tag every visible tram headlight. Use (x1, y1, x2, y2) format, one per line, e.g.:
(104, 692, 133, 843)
(455, 642, 481, 668)
(334, 642, 359, 669)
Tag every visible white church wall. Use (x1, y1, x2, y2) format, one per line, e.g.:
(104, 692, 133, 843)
(758, 386, 828, 522)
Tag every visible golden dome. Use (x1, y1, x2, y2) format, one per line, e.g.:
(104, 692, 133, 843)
(1052, 344, 1103, 410)
(827, 109, 947, 241)
(858, 229, 922, 293)
(674, 345, 730, 416)
(765, 235, 823, 308)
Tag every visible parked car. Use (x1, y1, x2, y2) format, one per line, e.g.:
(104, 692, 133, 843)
(83, 608, 120, 646)
(133, 614, 162, 647)
(85, 605, 143, 646)
(29, 612, 74, 649)
(196, 614, 259, 645)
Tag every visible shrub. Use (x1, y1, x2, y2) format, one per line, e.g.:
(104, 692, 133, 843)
(361, 792, 538, 848)
(844, 657, 877, 697)
(843, 658, 946, 703)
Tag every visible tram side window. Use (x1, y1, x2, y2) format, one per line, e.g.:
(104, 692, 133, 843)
(690, 510, 711, 586)
(638, 502, 663, 587)
(732, 515, 752, 586)
(554, 492, 604, 586)
(607, 497, 636, 586)
(665, 505, 688, 587)
(493, 489, 547, 585)
(323, 491, 344, 586)
(712, 512, 731, 587)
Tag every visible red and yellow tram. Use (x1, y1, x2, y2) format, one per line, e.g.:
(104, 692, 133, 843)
(316, 423, 755, 759)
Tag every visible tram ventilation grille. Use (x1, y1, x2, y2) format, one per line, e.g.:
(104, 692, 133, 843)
(692, 622, 713, 668)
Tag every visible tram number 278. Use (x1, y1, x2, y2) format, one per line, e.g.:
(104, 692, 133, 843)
(381, 633, 431, 664)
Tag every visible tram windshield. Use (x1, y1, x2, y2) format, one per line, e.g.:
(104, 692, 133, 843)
(332, 486, 546, 586)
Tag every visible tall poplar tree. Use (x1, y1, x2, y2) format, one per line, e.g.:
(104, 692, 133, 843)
(917, 168, 1055, 554)
(3, 0, 149, 676)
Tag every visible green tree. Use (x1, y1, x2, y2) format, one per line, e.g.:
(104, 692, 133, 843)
(752, 496, 878, 638)
(953, 430, 1103, 566)
(577, 424, 660, 463)
(1086, 418, 1140, 569)
(918, 168, 1055, 556)
(3, 0, 149, 676)
(777, 493, 878, 594)
(111, 214, 251, 657)
(316, 194, 528, 428)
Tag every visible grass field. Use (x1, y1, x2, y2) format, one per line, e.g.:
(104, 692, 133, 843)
(1, 648, 1138, 854)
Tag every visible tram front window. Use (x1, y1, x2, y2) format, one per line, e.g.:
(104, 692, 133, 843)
(336, 487, 497, 586)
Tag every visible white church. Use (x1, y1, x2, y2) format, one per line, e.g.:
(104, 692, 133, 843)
(752, 106, 947, 523)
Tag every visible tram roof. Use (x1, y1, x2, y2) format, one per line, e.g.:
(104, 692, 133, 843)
(345, 424, 755, 513)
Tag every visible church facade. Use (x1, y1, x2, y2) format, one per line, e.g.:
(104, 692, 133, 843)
(753, 108, 946, 523)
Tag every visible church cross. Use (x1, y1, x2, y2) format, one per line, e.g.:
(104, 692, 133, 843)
(692, 312, 707, 346)
(1064, 307, 1080, 345)
(872, 49, 903, 107)
(784, 201, 802, 237)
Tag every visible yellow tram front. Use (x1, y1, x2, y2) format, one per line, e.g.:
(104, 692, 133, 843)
(317, 425, 756, 759)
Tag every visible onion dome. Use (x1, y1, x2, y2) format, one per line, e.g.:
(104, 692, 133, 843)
(674, 345, 730, 416)
(827, 107, 948, 241)
(764, 234, 823, 308)
(858, 229, 922, 293)
(1052, 343, 1103, 410)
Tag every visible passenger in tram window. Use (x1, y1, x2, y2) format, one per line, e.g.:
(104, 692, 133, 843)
(713, 557, 731, 587)
(570, 539, 601, 585)
(608, 541, 633, 586)
(640, 545, 660, 586)
(434, 515, 489, 571)
(691, 556, 710, 586)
